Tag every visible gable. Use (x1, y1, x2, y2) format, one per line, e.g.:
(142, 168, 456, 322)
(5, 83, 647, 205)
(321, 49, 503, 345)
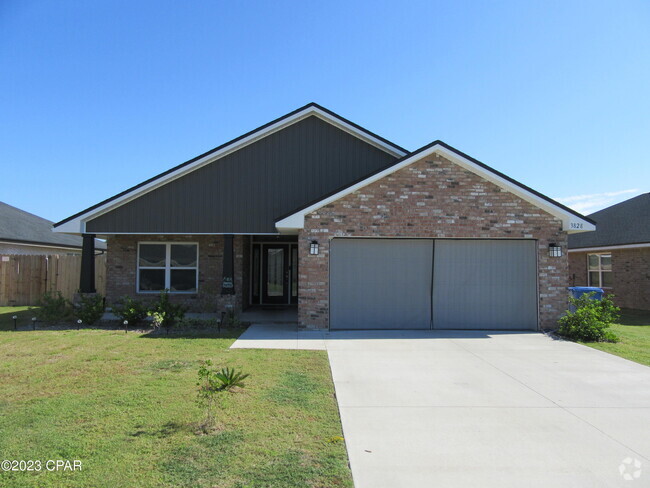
(84, 116, 400, 234)
(276, 141, 595, 233)
(307, 153, 565, 236)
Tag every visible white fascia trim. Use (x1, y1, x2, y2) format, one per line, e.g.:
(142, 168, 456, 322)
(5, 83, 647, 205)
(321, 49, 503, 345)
(276, 144, 595, 233)
(568, 243, 650, 253)
(53, 107, 407, 235)
(0, 240, 81, 251)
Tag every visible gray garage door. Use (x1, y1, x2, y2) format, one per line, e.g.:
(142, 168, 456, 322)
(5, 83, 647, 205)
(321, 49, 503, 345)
(329, 238, 537, 330)
(432, 240, 538, 330)
(330, 239, 434, 329)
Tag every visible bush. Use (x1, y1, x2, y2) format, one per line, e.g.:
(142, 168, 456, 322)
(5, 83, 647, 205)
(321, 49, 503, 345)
(74, 294, 105, 325)
(557, 292, 620, 342)
(148, 290, 187, 333)
(37, 291, 71, 324)
(112, 296, 149, 325)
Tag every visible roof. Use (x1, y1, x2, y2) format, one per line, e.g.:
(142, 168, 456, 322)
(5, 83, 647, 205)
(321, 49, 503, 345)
(53, 103, 408, 234)
(0, 202, 106, 250)
(568, 193, 650, 249)
(52, 102, 594, 236)
(276, 140, 596, 233)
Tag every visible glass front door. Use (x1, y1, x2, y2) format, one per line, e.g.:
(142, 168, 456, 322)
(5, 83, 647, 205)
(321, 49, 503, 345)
(253, 242, 298, 305)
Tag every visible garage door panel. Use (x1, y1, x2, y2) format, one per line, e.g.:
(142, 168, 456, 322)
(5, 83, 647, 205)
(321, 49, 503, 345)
(330, 239, 433, 330)
(432, 240, 537, 330)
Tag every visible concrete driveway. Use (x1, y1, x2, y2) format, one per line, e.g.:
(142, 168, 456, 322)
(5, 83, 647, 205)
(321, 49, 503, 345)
(232, 327, 650, 487)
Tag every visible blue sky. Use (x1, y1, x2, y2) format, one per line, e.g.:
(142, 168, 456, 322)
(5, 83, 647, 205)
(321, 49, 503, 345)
(1, 0, 648, 222)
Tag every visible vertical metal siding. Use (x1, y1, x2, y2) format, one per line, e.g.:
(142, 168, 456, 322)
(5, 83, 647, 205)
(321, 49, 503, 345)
(86, 116, 397, 233)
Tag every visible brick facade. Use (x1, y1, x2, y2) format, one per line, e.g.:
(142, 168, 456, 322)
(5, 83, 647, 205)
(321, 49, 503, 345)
(298, 153, 569, 330)
(569, 248, 650, 310)
(105, 234, 246, 312)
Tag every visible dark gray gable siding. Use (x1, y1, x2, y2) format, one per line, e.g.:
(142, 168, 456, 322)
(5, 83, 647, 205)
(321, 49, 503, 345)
(569, 192, 650, 248)
(86, 116, 398, 233)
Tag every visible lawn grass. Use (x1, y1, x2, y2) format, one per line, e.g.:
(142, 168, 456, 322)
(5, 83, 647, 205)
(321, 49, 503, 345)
(0, 327, 352, 487)
(0, 306, 41, 331)
(582, 308, 650, 367)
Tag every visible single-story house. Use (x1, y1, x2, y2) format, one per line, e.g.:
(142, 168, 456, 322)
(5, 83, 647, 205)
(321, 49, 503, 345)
(0, 201, 106, 255)
(569, 193, 649, 310)
(54, 103, 594, 330)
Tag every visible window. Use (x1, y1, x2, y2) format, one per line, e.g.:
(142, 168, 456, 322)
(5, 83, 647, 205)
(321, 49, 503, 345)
(587, 253, 612, 288)
(138, 243, 198, 293)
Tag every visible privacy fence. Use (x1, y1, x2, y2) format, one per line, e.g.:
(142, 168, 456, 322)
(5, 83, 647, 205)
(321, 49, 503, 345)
(0, 254, 106, 306)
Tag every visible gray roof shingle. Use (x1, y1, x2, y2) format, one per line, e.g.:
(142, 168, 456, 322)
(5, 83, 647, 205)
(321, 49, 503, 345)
(568, 193, 650, 249)
(0, 202, 106, 250)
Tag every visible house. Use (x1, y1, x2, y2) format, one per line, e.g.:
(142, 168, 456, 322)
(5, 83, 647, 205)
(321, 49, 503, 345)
(53, 103, 594, 330)
(568, 193, 650, 310)
(0, 201, 106, 255)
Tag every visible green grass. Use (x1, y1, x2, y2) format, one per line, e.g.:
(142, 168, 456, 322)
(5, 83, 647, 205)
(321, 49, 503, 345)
(582, 309, 650, 367)
(0, 306, 41, 330)
(0, 327, 352, 487)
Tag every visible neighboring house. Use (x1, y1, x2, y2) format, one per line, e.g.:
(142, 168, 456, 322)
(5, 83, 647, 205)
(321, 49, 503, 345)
(54, 103, 594, 330)
(0, 201, 106, 255)
(568, 193, 650, 310)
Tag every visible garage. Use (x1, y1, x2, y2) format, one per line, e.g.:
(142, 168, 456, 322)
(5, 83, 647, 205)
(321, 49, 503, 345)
(329, 238, 538, 330)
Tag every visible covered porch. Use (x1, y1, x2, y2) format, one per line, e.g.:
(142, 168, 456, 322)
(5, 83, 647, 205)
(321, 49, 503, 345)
(77, 233, 301, 318)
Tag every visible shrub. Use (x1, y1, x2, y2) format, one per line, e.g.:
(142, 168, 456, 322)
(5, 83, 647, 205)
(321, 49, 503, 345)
(37, 291, 71, 324)
(557, 292, 620, 342)
(223, 310, 241, 328)
(112, 296, 149, 325)
(196, 360, 249, 429)
(148, 290, 187, 333)
(73, 294, 105, 325)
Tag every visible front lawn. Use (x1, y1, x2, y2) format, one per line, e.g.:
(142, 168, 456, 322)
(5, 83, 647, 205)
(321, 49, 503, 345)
(582, 308, 650, 367)
(0, 328, 352, 487)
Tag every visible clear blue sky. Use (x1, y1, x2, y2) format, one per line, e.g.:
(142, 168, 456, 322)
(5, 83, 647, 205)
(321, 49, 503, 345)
(1, 0, 648, 222)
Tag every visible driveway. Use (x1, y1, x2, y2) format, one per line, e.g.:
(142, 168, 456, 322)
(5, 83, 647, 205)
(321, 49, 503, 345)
(232, 327, 650, 487)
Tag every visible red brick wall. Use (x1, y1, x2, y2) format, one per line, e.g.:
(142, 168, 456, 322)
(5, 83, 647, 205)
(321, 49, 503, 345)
(105, 234, 245, 313)
(299, 152, 568, 329)
(569, 248, 650, 310)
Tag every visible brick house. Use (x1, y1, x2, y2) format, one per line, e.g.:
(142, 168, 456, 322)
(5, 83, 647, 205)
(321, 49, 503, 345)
(569, 193, 650, 310)
(53, 104, 594, 330)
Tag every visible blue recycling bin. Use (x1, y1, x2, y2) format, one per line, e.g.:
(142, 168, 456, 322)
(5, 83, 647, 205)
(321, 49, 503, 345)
(568, 287, 604, 301)
(568, 287, 604, 312)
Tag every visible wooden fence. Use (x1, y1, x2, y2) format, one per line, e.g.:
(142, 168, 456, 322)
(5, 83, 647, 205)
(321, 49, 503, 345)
(0, 254, 106, 306)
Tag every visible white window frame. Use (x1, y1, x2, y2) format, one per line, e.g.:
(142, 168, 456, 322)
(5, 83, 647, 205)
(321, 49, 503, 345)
(587, 252, 612, 288)
(137, 242, 199, 294)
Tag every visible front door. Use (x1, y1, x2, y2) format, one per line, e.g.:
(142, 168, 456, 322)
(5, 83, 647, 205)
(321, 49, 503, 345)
(262, 245, 290, 304)
(252, 242, 298, 305)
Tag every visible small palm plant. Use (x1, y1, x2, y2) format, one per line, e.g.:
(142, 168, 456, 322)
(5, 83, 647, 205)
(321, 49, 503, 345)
(196, 360, 249, 431)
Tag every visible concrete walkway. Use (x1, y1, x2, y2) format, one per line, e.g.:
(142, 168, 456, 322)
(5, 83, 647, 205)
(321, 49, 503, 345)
(231, 326, 650, 487)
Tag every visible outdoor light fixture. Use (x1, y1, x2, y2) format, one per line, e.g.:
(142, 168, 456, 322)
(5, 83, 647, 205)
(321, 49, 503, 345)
(12, 315, 17, 330)
(310, 240, 319, 255)
(31, 317, 37, 330)
(124, 320, 129, 333)
(548, 244, 562, 257)
(77, 319, 82, 330)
